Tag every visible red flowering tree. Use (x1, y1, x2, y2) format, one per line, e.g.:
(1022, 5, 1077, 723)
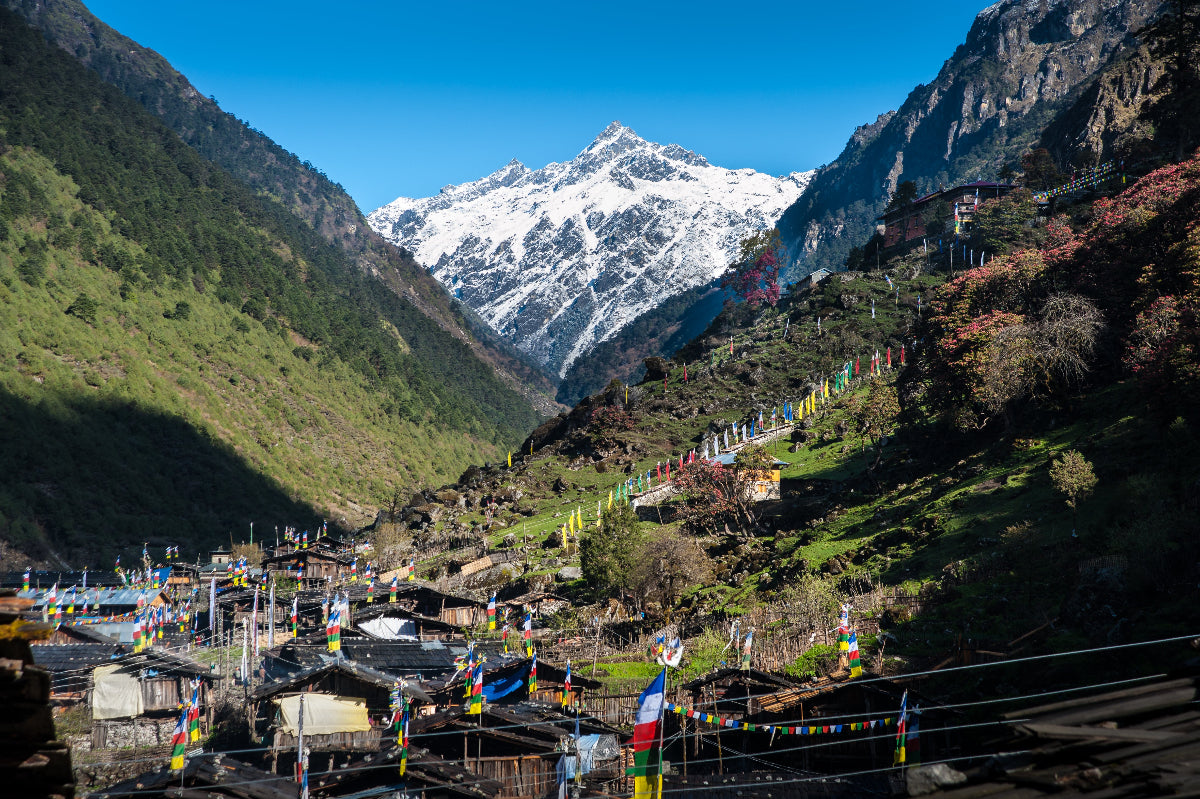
(722, 230, 784, 308)
(588, 405, 636, 449)
(671, 445, 775, 534)
(1125, 296, 1200, 414)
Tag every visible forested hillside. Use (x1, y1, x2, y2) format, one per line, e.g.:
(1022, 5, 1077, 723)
(0, 0, 561, 415)
(0, 8, 535, 566)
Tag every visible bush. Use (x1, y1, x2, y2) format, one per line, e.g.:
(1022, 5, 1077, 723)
(65, 292, 97, 324)
(164, 300, 191, 320)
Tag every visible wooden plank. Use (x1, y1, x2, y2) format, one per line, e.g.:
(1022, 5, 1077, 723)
(1031, 686, 1198, 727)
(1090, 733, 1200, 765)
(1018, 722, 1185, 743)
(1001, 679, 1195, 720)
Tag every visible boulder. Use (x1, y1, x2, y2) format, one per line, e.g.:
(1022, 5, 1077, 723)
(643, 356, 669, 380)
(906, 764, 967, 796)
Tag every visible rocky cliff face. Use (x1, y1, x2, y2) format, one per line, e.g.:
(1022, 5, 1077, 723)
(777, 0, 1166, 277)
(369, 122, 811, 377)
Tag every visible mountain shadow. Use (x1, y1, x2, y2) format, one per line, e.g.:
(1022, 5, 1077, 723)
(0, 386, 324, 566)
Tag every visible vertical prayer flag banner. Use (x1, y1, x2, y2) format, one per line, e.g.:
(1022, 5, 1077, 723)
(488, 595, 496, 630)
(169, 708, 188, 771)
(468, 662, 484, 714)
(188, 680, 201, 742)
(838, 604, 850, 652)
(524, 612, 533, 657)
(894, 690, 909, 767)
(741, 630, 753, 671)
(528, 651, 538, 693)
(630, 670, 666, 799)
(848, 630, 862, 678)
(399, 696, 410, 776)
(562, 659, 572, 708)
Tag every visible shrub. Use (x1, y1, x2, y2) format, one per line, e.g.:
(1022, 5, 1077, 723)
(65, 292, 97, 324)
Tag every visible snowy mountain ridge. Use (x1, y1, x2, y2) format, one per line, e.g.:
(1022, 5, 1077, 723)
(368, 122, 812, 377)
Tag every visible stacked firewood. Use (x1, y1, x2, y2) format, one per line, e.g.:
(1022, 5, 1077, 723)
(0, 588, 75, 798)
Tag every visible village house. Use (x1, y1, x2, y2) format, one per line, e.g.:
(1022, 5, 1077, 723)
(248, 659, 433, 776)
(261, 548, 353, 587)
(675, 668, 948, 778)
(410, 703, 624, 799)
(88, 649, 219, 750)
(878, 181, 1017, 248)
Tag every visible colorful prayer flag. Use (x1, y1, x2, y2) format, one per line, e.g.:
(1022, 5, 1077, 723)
(169, 708, 188, 771)
(848, 630, 862, 678)
(629, 670, 666, 799)
(894, 690, 908, 766)
(468, 662, 483, 714)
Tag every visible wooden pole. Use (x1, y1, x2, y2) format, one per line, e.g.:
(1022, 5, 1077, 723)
(712, 682, 723, 775)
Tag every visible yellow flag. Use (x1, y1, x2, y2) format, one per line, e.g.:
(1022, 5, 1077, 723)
(569, 514, 575, 535)
(508, 451, 512, 468)
(608, 490, 614, 509)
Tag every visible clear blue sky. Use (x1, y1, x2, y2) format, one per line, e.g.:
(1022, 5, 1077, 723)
(86, 0, 991, 212)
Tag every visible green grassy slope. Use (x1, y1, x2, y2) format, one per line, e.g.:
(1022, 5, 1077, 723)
(0, 10, 530, 565)
(1, 0, 559, 416)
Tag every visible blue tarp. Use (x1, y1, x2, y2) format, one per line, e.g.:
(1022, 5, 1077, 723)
(563, 734, 606, 778)
(482, 664, 530, 702)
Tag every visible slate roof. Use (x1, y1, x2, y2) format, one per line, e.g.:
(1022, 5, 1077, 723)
(249, 658, 433, 703)
(106, 648, 218, 679)
(412, 701, 624, 744)
(92, 754, 294, 799)
(911, 670, 1200, 797)
(309, 744, 502, 799)
(30, 643, 125, 673)
(271, 639, 459, 677)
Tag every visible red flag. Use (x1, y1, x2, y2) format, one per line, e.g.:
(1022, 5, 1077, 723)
(855, 356, 860, 375)
(901, 344, 906, 365)
(887, 347, 892, 368)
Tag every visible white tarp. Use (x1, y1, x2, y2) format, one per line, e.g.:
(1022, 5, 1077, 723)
(92, 664, 144, 719)
(275, 693, 370, 736)
(358, 616, 418, 640)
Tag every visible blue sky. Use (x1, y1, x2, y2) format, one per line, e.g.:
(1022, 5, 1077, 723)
(86, 1, 991, 212)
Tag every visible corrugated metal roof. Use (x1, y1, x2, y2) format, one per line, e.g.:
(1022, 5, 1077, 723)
(19, 587, 167, 609)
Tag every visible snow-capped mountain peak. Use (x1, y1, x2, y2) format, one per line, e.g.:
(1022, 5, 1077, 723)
(368, 123, 812, 377)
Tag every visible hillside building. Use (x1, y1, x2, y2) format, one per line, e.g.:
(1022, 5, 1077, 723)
(879, 181, 1017, 248)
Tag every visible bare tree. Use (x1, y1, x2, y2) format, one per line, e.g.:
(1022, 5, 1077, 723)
(981, 293, 1103, 420)
(630, 532, 713, 613)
